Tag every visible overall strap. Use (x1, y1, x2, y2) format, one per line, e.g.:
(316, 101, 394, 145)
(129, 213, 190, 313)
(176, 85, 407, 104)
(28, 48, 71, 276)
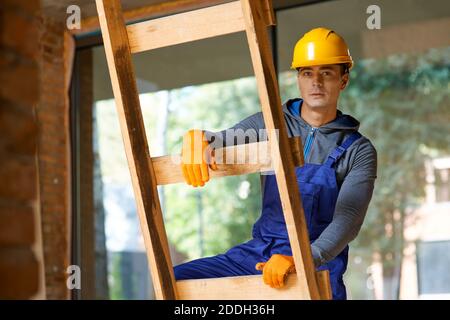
(324, 132, 362, 168)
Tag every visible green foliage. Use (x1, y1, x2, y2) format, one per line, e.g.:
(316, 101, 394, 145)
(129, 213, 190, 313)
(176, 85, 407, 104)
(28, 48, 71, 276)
(109, 253, 124, 300)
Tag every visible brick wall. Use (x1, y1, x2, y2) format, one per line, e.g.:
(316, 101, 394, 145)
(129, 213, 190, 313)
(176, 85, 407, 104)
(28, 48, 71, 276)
(37, 15, 74, 299)
(0, 0, 43, 299)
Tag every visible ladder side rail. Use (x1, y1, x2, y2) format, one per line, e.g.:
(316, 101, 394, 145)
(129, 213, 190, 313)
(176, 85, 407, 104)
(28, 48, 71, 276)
(96, 0, 177, 300)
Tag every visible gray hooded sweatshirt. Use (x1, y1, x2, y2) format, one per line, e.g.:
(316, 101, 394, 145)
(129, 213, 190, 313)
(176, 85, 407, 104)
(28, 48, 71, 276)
(205, 98, 377, 267)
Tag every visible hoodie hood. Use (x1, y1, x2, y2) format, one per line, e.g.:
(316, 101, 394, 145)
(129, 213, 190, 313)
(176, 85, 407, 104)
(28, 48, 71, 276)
(283, 98, 360, 133)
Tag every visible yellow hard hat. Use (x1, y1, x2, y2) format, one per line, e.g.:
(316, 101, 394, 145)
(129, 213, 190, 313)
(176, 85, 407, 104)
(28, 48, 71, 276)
(291, 27, 353, 70)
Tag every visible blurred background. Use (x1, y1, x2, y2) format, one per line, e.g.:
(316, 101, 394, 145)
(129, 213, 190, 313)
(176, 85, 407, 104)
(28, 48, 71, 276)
(1, 0, 449, 300)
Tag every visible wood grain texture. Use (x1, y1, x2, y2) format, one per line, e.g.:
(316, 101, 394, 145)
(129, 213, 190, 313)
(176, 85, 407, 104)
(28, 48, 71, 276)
(240, 0, 320, 299)
(75, 0, 230, 36)
(316, 270, 333, 300)
(177, 274, 305, 300)
(127, 1, 245, 53)
(262, 0, 276, 26)
(177, 269, 331, 300)
(95, 0, 177, 300)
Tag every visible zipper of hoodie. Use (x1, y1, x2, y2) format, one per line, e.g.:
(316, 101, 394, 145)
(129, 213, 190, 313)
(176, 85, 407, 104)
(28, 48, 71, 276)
(303, 127, 318, 162)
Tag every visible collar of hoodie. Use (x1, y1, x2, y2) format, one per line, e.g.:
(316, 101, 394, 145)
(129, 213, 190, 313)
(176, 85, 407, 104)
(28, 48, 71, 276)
(282, 98, 360, 133)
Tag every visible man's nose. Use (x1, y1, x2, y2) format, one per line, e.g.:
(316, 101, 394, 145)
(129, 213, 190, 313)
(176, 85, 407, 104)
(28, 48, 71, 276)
(312, 73, 323, 87)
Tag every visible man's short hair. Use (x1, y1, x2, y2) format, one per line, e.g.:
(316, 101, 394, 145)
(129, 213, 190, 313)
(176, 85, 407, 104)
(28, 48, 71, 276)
(341, 63, 350, 75)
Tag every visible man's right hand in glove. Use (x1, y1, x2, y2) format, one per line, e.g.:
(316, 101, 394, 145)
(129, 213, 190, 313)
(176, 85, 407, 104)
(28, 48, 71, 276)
(181, 129, 217, 187)
(255, 254, 296, 288)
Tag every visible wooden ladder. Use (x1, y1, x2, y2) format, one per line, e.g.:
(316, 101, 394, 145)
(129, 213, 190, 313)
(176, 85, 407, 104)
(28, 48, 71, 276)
(95, 0, 332, 300)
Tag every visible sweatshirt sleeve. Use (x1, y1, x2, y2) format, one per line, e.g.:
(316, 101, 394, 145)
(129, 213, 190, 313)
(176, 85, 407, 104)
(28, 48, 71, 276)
(310, 138, 378, 267)
(204, 112, 266, 149)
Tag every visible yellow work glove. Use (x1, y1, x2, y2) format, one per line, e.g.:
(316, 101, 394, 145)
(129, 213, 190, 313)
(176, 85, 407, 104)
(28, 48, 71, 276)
(255, 254, 296, 288)
(181, 129, 217, 187)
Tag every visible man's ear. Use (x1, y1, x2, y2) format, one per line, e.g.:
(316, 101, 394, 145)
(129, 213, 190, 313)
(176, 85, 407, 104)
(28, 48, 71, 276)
(340, 73, 349, 90)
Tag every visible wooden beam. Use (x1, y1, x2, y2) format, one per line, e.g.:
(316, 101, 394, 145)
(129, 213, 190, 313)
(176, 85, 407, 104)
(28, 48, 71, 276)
(315, 270, 332, 300)
(127, 1, 245, 53)
(177, 269, 327, 300)
(177, 274, 303, 300)
(73, 0, 275, 38)
(262, 0, 276, 26)
(126, 1, 275, 53)
(152, 137, 304, 185)
(95, 0, 177, 300)
(74, 0, 230, 36)
(240, 0, 320, 299)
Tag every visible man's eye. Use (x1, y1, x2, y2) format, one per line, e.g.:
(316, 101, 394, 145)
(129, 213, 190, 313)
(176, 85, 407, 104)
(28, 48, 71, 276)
(322, 71, 330, 76)
(302, 72, 311, 76)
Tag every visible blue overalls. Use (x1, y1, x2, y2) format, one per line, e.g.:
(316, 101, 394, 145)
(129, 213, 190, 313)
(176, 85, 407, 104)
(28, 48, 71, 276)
(174, 101, 362, 300)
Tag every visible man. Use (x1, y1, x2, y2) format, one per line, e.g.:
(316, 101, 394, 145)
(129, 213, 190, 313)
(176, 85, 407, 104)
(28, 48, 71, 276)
(174, 27, 377, 300)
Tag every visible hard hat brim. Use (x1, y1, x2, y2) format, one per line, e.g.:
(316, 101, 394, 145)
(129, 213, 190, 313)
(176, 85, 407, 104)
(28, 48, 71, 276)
(291, 56, 353, 70)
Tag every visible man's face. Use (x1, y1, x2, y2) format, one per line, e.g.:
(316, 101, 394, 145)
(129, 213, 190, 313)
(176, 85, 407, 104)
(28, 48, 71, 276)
(297, 64, 349, 109)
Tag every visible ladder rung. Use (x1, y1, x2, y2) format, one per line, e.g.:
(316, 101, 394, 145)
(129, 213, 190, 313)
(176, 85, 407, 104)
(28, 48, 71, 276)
(127, 1, 275, 54)
(177, 270, 331, 300)
(152, 137, 304, 185)
(177, 274, 307, 300)
(127, 2, 244, 53)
